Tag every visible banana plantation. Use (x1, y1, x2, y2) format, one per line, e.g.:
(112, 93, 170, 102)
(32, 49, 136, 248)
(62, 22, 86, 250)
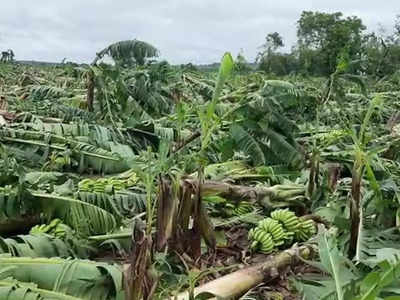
(1, 37, 400, 300)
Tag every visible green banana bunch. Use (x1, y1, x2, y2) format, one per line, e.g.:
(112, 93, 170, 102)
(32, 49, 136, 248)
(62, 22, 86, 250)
(270, 209, 300, 232)
(248, 209, 316, 254)
(127, 176, 138, 186)
(78, 173, 138, 193)
(233, 201, 253, 215)
(318, 129, 348, 145)
(30, 219, 72, 239)
(78, 178, 126, 193)
(295, 218, 317, 241)
(223, 203, 235, 217)
(0, 185, 15, 194)
(223, 201, 253, 217)
(248, 227, 274, 254)
(258, 218, 286, 246)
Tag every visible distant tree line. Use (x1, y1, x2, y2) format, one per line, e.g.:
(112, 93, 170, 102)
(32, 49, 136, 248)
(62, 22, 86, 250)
(255, 11, 400, 77)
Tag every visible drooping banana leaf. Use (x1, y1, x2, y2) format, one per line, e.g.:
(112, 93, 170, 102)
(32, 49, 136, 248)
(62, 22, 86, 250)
(230, 124, 266, 166)
(264, 129, 304, 168)
(0, 278, 82, 300)
(262, 80, 302, 99)
(0, 127, 133, 173)
(25, 121, 160, 151)
(93, 39, 158, 66)
(0, 233, 92, 258)
(294, 232, 358, 300)
(0, 256, 124, 300)
(29, 85, 66, 100)
(356, 227, 400, 267)
(33, 192, 117, 235)
(24, 171, 69, 186)
(77, 190, 146, 218)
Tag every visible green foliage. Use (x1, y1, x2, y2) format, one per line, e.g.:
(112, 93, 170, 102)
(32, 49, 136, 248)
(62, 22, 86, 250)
(295, 232, 356, 300)
(29, 85, 66, 100)
(0, 233, 91, 258)
(199, 52, 234, 152)
(295, 232, 400, 300)
(230, 124, 265, 166)
(0, 257, 124, 300)
(93, 39, 158, 66)
(234, 50, 252, 74)
(228, 79, 303, 168)
(0, 123, 158, 174)
(256, 10, 400, 78)
(297, 11, 366, 75)
(0, 280, 82, 300)
(32, 192, 118, 236)
(2, 20, 400, 298)
(77, 190, 146, 218)
(257, 32, 295, 75)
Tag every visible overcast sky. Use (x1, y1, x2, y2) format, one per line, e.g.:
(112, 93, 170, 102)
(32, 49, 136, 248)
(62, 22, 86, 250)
(0, 1, 398, 64)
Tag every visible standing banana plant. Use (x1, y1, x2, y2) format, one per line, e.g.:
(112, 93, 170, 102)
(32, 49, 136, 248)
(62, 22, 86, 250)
(349, 95, 384, 258)
(196, 52, 234, 253)
(125, 142, 171, 300)
(86, 39, 159, 111)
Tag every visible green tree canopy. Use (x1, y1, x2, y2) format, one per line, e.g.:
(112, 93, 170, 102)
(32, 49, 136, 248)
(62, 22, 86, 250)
(234, 49, 251, 73)
(395, 15, 400, 38)
(257, 32, 293, 75)
(256, 32, 284, 63)
(297, 11, 366, 75)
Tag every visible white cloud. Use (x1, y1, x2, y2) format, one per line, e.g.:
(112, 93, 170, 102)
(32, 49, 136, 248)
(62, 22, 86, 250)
(0, 0, 398, 64)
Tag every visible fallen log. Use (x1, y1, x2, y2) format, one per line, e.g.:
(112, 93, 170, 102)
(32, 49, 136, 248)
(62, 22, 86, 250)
(173, 244, 315, 300)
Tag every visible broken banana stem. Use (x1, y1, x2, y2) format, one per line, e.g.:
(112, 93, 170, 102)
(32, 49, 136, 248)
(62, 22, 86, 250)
(196, 201, 216, 249)
(183, 179, 306, 204)
(173, 244, 315, 300)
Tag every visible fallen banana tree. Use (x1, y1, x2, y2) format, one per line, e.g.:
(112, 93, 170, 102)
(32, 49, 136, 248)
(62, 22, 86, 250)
(183, 178, 307, 208)
(173, 244, 315, 300)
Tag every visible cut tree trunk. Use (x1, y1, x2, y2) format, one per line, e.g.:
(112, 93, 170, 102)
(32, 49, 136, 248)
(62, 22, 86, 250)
(173, 244, 315, 300)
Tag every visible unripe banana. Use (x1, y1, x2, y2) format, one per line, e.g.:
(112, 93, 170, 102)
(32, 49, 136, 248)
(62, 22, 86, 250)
(248, 209, 316, 254)
(78, 175, 135, 193)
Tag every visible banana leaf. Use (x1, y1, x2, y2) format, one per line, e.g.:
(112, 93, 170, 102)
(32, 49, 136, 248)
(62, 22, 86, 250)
(0, 256, 124, 300)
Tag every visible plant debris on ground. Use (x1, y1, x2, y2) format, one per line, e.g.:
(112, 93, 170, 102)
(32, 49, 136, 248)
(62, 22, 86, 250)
(1, 16, 400, 299)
